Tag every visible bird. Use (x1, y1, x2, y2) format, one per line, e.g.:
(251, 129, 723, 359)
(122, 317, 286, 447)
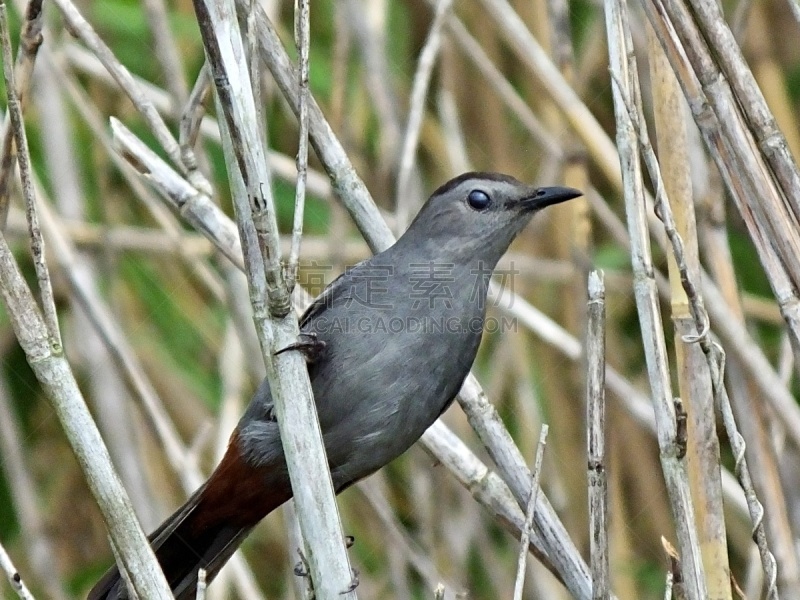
(88, 172, 581, 599)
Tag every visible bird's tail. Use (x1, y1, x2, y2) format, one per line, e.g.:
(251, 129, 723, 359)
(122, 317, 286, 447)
(88, 435, 291, 600)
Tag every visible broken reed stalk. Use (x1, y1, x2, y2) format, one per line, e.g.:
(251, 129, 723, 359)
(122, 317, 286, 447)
(586, 271, 609, 600)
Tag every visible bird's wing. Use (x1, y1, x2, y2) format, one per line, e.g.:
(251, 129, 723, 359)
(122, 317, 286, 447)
(299, 258, 368, 329)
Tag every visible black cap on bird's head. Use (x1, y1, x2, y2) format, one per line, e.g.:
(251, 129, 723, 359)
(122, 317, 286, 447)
(397, 172, 582, 263)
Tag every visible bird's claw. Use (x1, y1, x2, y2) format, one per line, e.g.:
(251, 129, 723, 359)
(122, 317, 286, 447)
(293, 561, 308, 578)
(294, 549, 317, 599)
(294, 549, 310, 577)
(294, 548, 358, 596)
(340, 569, 359, 594)
(275, 332, 326, 362)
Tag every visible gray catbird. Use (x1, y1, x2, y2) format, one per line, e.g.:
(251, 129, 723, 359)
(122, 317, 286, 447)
(89, 172, 581, 599)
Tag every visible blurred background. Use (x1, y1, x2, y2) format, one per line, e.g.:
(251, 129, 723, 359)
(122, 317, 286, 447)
(1, 0, 799, 598)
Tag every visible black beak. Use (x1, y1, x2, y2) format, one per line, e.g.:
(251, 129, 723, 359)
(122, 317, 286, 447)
(521, 186, 583, 211)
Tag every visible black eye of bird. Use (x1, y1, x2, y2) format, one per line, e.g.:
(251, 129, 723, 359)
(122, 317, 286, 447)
(467, 189, 491, 210)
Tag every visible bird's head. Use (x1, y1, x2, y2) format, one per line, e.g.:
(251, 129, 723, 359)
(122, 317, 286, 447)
(397, 172, 582, 266)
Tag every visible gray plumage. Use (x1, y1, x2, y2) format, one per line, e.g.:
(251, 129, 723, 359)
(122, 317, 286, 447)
(88, 172, 581, 600)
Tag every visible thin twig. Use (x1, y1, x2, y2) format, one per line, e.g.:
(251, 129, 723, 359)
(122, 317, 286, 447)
(476, 0, 622, 189)
(420, 420, 557, 574)
(394, 0, 453, 231)
(140, 0, 188, 105)
(179, 62, 211, 172)
(51, 59, 225, 301)
(512, 425, 549, 600)
(0, 3, 59, 347)
(0, 0, 42, 227)
(0, 543, 35, 600)
(288, 0, 310, 290)
(49, 0, 211, 194)
(455, 370, 593, 599)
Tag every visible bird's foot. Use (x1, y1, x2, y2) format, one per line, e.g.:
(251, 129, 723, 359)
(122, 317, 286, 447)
(275, 332, 326, 362)
(294, 549, 316, 599)
(340, 569, 359, 595)
(293, 555, 309, 578)
(294, 548, 359, 596)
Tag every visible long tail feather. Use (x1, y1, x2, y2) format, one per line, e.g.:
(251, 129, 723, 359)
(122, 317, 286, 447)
(88, 435, 290, 600)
